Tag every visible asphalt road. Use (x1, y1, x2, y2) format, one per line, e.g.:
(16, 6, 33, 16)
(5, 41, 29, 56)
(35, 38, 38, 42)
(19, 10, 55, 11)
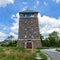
(41, 49, 60, 60)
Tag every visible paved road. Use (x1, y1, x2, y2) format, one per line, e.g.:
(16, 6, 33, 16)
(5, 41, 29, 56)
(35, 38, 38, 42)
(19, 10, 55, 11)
(41, 49, 60, 60)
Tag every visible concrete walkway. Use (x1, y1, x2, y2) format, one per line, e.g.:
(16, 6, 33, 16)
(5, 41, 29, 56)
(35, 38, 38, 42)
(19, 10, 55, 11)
(41, 48, 60, 60)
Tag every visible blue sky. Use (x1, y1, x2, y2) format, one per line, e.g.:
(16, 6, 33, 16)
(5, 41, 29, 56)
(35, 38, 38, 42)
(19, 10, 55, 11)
(0, 0, 60, 41)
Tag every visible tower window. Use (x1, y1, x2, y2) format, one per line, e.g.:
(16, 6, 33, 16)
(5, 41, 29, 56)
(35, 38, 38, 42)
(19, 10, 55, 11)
(29, 20, 33, 23)
(30, 26, 34, 30)
(30, 14, 34, 17)
(24, 26, 27, 30)
(24, 34, 27, 38)
(23, 13, 34, 18)
(24, 19, 27, 23)
(31, 33, 35, 38)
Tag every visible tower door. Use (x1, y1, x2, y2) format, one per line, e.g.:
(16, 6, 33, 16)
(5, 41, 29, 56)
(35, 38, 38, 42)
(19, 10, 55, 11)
(26, 42, 32, 49)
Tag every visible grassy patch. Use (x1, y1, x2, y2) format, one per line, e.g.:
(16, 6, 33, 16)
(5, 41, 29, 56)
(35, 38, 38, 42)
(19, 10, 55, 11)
(39, 52, 48, 60)
(0, 47, 36, 60)
(56, 48, 60, 52)
(37, 47, 50, 50)
(36, 49, 48, 60)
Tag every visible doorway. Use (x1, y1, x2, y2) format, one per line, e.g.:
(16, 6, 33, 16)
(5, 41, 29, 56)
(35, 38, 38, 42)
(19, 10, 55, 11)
(26, 42, 32, 49)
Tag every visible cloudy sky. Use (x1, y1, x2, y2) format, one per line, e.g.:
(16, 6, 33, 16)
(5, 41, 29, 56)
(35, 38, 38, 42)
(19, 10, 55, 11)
(0, 0, 60, 41)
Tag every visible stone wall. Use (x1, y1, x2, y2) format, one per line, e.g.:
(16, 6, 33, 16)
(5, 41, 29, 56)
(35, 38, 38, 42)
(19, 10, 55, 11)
(17, 39, 41, 49)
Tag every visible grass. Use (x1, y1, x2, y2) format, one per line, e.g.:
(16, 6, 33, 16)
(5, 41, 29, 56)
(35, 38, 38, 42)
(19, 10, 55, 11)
(0, 47, 37, 60)
(39, 52, 48, 60)
(56, 48, 60, 52)
(0, 47, 49, 60)
(37, 47, 50, 49)
(36, 49, 48, 60)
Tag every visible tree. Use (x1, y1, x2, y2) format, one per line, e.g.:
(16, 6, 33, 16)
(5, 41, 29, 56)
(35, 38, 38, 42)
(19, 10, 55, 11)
(48, 31, 59, 41)
(39, 31, 60, 47)
(48, 31, 59, 47)
(7, 35, 14, 41)
(40, 34, 44, 46)
(8, 40, 18, 47)
(40, 34, 44, 41)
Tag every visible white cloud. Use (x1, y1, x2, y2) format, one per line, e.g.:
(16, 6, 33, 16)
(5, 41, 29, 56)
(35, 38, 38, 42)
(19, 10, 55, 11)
(0, 0, 14, 7)
(22, 6, 28, 11)
(11, 12, 60, 39)
(44, 2, 48, 6)
(34, 5, 37, 9)
(34, 0, 40, 9)
(11, 13, 19, 33)
(36, 0, 39, 6)
(10, 13, 19, 39)
(9, 32, 18, 39)
(52, 0, 60, 3)
(38, 13, 60, 38)
(0, 32, 7, 41)
(0, 32, 7, 37)
(22, 2, 27, 5)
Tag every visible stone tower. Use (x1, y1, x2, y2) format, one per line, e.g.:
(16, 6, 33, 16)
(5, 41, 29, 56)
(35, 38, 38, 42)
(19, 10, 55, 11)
(17, 10, 41, 49)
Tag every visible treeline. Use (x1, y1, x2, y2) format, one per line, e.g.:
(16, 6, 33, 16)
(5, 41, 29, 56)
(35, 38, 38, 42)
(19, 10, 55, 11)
(0, 31, 60, 47)
(0, 35, 18, 47)
(0, 40, 18, 47)
(40, 31, 60, 47)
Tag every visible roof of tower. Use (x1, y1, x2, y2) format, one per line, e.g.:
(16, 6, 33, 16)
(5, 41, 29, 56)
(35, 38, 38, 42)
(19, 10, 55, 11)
(20, 10, 38, 13)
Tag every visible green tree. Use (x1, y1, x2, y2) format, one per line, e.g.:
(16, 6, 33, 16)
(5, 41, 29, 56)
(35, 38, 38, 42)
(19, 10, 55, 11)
(40, 34, 44, 46)
(40, 34, 44, 41)
(48, 31, 59, 47)
(48, 31, 59, 40)
(7, 35, 14, 41)
(8, 40, 18, 47)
